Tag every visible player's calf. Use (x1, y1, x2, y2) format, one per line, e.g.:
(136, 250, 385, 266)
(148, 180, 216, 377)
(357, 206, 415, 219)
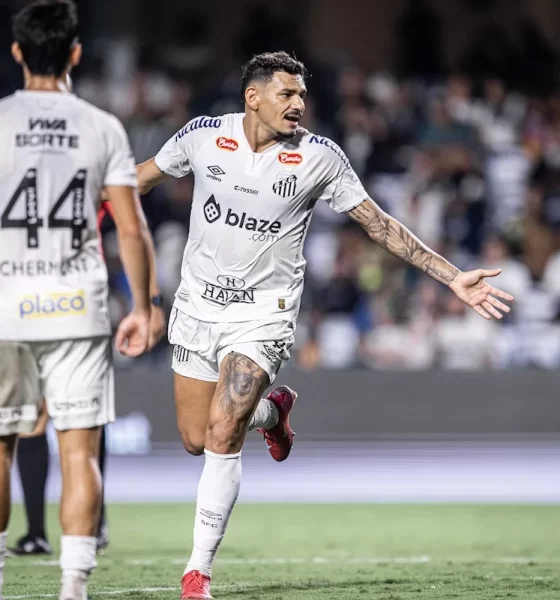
(0, 434, 17, 598)
(57, 428, 102, 600)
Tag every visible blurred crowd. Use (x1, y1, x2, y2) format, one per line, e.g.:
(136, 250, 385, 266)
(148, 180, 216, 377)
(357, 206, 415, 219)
(69, 11, 560, 372)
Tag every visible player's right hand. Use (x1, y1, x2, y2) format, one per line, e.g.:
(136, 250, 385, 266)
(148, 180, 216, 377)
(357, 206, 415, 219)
(115, 309, 150, 357)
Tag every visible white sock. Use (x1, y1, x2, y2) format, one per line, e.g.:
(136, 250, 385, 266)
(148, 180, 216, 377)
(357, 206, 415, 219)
(60, 535, 96, 599)
(0, 530, 7, 597)
(185, 449, 242, 578)
(248, 398, 278, 430)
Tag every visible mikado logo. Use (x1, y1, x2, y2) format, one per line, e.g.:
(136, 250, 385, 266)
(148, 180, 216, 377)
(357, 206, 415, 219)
(19, 290, 86, 320)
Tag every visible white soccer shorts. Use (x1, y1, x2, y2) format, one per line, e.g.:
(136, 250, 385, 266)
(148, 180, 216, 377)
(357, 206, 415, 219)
(0, 342, 41, 435)
(0, 337, 114, 433)
(168, 307, 295, 384)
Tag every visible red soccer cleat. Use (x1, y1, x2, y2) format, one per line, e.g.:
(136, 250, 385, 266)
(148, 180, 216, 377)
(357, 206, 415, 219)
(181, 570, 213, 599)
(257, 385, 298, 462)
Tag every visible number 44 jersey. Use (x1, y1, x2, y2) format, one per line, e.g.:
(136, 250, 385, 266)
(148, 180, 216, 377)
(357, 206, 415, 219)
(0, 91, 137, 341)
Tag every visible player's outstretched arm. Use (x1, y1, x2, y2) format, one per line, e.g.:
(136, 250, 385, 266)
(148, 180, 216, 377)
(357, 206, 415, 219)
(136, 158, 171, 196)
(347, 198, 514, 320)
(104, 185, 151, 355)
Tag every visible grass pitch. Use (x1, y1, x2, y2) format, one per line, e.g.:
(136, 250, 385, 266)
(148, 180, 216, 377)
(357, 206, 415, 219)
(5, 503, 560, 599)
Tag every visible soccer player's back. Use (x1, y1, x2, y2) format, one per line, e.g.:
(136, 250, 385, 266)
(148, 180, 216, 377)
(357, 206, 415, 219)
(0, 2, 153, 599)
(0, 90, 135, 340)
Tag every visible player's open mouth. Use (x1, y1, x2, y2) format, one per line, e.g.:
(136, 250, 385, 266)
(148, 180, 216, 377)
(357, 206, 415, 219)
(284, 114, 300, 127)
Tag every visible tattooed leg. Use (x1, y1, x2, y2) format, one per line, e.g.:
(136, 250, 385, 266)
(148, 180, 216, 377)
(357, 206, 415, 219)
(205, 353, 269, 454)
(183, 353, 269, 581)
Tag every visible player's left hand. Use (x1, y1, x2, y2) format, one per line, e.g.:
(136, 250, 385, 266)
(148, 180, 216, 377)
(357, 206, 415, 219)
(115, 310, 150, 357)
(449, 269, 514, 320)
(148, 305, 166, 350)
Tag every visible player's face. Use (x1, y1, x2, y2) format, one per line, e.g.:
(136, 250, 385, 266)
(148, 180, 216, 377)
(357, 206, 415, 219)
(257, 72, 306, 138)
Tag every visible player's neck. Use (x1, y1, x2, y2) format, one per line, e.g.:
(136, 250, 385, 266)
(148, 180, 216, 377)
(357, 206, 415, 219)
(23, 73, 71, 94)
(242, 115, 279, 153)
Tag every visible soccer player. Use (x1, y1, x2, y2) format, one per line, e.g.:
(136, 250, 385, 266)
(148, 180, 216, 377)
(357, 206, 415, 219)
(8, 199, 166, 558)
(137, 51, 514, 599)
(0, 1, 153, 599)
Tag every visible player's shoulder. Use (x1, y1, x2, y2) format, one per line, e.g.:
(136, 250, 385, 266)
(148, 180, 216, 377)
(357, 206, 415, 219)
(72, 96, 125, 133)
(0, 93, 17, 108)
(0, 93, 21, 118)
(290, 128, 351, 169)
(173, 112, 236, 144)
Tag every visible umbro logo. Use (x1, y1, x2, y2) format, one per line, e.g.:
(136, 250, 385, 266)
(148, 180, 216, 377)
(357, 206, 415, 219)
(206, 165, 225, 182)
(200, 509, 223, 520)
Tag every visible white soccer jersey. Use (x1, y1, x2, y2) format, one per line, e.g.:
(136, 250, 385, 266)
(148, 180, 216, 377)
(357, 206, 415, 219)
(155, 113, 367, 324)
(0, 91, 137, 341)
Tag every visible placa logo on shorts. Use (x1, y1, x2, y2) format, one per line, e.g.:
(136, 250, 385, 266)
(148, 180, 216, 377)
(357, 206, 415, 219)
(203, 275, 256, 306)
(278, 152, 303, 165)
(19, 290, 86, 320)
(203, 195, 221, 223)
(216, 137, 239, 151)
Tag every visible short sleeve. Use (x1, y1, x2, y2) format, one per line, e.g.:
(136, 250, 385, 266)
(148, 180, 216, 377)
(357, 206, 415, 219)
(103, 115, 137, 188)
(320, 164, 368, 214)
(154, 115, 223, 178)
(154, 134, 192, 178)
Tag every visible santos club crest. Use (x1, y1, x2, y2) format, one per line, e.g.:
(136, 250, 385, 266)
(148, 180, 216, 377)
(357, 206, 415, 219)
(273, 174, 297, 198)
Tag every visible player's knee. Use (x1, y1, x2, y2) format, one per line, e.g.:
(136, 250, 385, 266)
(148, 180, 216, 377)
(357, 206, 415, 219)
(205, 418, 245, 454)
(183, 439, 205, 456)
(178, 429, 205, 456)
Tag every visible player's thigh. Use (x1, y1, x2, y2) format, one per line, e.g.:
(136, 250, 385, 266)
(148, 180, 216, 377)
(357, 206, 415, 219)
(0, 342, 41, 436)
(206, 352, 269, 453)
(36, 337, 114, 432)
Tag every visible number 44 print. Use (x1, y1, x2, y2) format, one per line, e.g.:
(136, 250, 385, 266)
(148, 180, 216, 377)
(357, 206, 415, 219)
(1, 168, 88, 250)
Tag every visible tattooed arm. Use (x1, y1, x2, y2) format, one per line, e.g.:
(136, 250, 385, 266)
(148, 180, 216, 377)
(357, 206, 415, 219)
(348, 198, 459, 285)
(347, 198, 514, 320)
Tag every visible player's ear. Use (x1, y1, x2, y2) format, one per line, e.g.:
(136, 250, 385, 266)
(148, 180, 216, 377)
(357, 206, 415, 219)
(69, 42, 82, 69)
(11, 42, 24, 66)
(245, 85, 259, 111)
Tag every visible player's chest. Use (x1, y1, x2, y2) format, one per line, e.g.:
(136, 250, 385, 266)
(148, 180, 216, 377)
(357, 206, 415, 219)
(194, 145, 313, 209)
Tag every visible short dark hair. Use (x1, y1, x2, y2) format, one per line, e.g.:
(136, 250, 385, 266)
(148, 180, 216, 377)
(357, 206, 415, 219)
(12, 0, 78, 77)
(241, 51, 307, 95)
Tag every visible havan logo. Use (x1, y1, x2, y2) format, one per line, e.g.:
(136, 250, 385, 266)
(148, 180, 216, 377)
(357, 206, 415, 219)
(202, 275, 256, 306)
